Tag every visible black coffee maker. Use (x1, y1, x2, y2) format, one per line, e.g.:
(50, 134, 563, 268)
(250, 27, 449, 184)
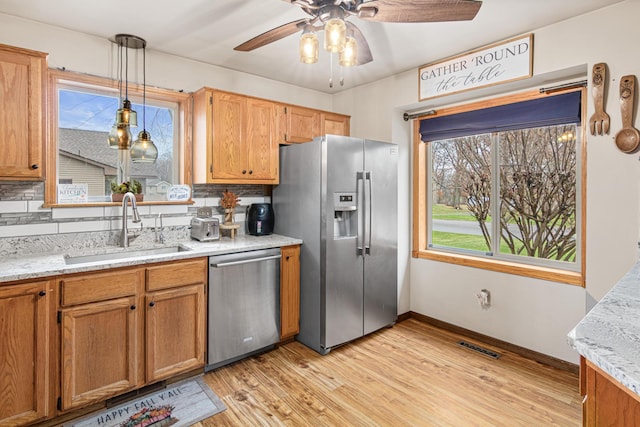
(246, 203, 275, 236)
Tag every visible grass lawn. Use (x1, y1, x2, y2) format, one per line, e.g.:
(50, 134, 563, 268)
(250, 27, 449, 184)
(431, 203, 486, 222)
(432, 231, 491, 252)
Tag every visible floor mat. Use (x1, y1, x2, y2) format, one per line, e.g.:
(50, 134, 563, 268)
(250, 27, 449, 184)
(66, 377, 226, 427)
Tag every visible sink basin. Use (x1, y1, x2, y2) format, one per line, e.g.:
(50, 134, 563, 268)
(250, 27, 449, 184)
(64, 245, 191, 265)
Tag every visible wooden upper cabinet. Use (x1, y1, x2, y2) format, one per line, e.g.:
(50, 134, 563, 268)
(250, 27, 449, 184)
(245, 97, 279, 180)
(283, 105, 320, 144)
(0, 44, 47, 180)
(193, 88, 278, 184)
(321, 112, 350, 137)
(0, 281, 53, 426)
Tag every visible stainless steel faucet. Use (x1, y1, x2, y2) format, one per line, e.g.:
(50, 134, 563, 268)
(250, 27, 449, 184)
(121, 192, 141, 248)
(155, 213, 164, 244)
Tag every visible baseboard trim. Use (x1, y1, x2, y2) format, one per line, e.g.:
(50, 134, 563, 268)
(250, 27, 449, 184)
(400, 311, 578, 374)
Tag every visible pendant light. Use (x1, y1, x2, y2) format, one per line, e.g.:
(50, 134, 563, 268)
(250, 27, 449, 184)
(108, 34, 141, 150)
(299, 25, 319, 64)
(130, 37, 158, 163)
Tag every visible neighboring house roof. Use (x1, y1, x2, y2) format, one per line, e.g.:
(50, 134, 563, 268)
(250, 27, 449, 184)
(58, 128, 158, 178)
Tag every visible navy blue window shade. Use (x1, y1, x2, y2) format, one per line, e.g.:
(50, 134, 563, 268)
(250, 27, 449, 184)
(419, 91, 582, 142)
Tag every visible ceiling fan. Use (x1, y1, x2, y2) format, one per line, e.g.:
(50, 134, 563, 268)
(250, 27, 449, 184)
(234, 0, 483, 67)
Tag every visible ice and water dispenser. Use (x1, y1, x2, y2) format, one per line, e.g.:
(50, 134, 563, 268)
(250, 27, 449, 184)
(333, 192, 357, 239)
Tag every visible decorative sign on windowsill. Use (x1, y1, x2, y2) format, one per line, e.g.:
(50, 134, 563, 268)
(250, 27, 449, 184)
(57, 184, 88, 203)
(418, 34, 533, 101)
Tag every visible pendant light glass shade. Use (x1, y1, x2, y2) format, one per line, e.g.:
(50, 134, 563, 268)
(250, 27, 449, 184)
(339, 36, 357, 67)
(108, 123, 133, 149)
(131, 130, 158, 163)
(324, 15, 346, 53)
(299, 28, 319, 64)
(116, 99, 137, 127)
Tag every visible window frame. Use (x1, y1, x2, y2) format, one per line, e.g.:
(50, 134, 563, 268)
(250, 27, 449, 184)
(412, 87, 586, 286)
(45, 69, 192, 207)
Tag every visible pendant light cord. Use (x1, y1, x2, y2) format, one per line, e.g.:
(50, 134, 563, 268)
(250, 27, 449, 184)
(142, 44, 146, 131)
(124, 37, 129, 101)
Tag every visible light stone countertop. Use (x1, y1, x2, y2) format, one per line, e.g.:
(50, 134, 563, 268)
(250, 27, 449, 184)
(568, 261, 640, 397)
(0, 234, 302, 284)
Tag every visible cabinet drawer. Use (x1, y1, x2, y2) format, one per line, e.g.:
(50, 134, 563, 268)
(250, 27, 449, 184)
(146, 258, 207, 291)
(60, 269, 142, 306)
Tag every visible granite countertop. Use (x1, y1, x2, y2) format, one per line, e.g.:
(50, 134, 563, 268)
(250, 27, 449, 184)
(568, 261, 640, 396)
(0, 234, 302, 284)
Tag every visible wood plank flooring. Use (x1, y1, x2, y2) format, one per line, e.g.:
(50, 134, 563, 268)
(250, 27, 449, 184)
(196, 319, 582, 426)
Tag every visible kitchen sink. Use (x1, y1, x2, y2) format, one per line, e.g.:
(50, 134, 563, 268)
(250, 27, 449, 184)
(64, 245, 191, 265)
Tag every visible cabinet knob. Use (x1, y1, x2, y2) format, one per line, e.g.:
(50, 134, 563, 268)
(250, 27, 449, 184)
(130, 305, 136, 310)
(31, 164, 39, 170)
(286, 256, 290, 261)
(38, 290, 46, 297)
(242, 170, 247, 174)
(149, 301, 155, 307)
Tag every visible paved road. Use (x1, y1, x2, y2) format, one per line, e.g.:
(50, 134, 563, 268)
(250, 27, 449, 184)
(433, 219, 522, 238)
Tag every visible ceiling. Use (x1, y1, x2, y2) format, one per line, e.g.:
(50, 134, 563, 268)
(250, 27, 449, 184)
(0, 0, 625, 94)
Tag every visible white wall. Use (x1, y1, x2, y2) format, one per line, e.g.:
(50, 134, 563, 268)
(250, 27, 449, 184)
(334, 0, 640, 363)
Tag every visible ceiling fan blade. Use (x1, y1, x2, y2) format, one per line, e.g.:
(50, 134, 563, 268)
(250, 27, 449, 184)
(234, 19, 308, 51)
(357, 0, 482, 23)
(346, 21, 373, 65)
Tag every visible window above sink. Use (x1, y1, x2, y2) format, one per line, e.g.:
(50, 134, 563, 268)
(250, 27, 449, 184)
(44, 69, 193, 207)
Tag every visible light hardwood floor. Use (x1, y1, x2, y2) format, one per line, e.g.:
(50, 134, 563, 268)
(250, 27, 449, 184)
(197, 319, 582, 426)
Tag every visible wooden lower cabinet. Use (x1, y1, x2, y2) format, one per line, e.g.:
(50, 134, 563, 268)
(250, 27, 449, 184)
(60, 296, 140, 411)
(583, 357, 640, 426)
(59, 268, 143, 411)
(0, 280, 53, 426)
(58, 258, 207, 414)
(280, 245, 301, 339)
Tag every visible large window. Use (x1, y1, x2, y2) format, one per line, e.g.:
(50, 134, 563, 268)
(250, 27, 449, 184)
(413, 88, 585, 285)
(45, 70, 191, 206)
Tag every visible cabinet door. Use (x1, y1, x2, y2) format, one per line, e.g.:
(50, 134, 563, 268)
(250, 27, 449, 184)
(0, 281, 51, 425)
(60, 296, 140, 411)
(0, 44, 46, 180)
(245, 98, 278, 181)
(211, 91, 245, 180)
(285, 106, 320, 143)
(280, 245, 301, 339)
(321, 112, 350, 136)
(585, 360, 640, 426)
(146, 284, 205, 382)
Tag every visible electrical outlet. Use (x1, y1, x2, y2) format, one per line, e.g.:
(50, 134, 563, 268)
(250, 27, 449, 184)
(476, 289, 491, 309)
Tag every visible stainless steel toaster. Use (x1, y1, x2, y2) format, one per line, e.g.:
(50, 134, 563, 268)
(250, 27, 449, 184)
(190, 217, 220, 241)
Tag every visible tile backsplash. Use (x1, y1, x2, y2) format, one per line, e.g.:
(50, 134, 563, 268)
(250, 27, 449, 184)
(0, 182, 269, 256)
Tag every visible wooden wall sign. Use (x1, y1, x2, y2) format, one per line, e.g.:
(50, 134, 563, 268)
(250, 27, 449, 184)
(418, 34, 533, 101)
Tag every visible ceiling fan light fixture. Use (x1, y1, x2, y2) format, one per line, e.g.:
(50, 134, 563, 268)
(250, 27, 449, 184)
(299, 27, 319, 64)
(324, 9, 346, 53)
(339, 36, 357, 67)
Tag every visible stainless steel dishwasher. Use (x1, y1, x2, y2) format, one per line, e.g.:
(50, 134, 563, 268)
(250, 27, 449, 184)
(206, 247, 281, 370)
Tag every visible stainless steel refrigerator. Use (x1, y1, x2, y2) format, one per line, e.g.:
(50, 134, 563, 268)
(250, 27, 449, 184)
(273, 135, 398, 355)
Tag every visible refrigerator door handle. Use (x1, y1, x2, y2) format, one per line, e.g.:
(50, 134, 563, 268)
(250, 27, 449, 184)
(365, 171, 372, 255)
(356, 171, 365, 255)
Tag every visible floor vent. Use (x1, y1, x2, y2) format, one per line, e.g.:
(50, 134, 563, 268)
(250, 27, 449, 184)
(457, 340, 501, 359)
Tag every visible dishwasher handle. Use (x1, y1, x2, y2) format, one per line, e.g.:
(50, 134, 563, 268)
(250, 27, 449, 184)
(210, 254, 282, 268)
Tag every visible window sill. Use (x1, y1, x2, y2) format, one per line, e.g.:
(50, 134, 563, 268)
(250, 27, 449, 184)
(42, 200, 194, 208)
(412, 249, 584, 287)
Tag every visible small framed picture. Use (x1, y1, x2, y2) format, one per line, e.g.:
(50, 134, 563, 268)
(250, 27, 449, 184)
(167, 185, 191, 201)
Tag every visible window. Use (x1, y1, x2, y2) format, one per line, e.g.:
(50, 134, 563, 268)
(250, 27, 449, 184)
(413, 88, 585, 285)
(45, 70, 191, 206)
